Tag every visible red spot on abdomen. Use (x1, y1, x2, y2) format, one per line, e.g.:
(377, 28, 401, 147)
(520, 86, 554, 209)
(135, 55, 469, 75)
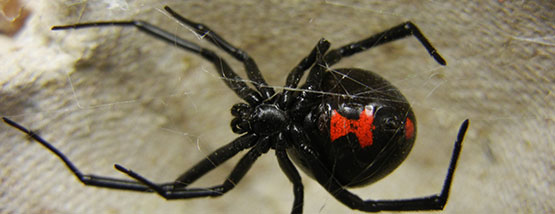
(330, 109, 375, 148)
(405, 118, 415, 139)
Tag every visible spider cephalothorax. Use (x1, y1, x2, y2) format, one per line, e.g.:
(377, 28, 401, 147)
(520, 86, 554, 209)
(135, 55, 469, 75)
(3, 6, 469, 214)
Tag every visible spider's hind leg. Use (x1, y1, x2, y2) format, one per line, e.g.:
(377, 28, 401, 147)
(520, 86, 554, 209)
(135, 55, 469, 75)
(289, 120, 469, 212)
(324, 21, 446, 67)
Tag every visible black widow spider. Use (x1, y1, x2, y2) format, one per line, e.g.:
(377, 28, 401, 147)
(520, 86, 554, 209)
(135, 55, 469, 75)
(3, 6, 469, 213)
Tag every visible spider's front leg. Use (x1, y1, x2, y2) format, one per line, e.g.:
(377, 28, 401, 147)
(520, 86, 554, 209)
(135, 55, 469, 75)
(114, 136, 271, 200)
(2, 117, 168, 191)
(163, 6, 275, 99)
(2, 117, 260, 197)
(51, 7, 263, 105)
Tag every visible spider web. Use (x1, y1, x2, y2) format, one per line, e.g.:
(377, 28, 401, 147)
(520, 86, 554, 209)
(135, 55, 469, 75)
(1, 1, 553, 214)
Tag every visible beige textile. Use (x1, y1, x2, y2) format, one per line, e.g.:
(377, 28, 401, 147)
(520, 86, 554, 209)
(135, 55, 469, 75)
(1, 1, 552, 213)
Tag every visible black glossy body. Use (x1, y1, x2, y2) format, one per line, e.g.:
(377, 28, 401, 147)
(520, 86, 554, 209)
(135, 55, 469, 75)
(289, 68, 416, 187)
(3, 6, 469, 214)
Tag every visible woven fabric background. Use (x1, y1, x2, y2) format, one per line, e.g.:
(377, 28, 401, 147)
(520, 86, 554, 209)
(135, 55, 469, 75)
(1, 1, 552, 213)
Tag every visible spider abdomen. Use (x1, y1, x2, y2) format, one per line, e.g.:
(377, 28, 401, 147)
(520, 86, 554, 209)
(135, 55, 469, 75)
(296, 68, 416, 187)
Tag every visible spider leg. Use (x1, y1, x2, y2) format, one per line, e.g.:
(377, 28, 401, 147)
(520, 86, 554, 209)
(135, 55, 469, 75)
(173, 133, 258, 187)
(3, 117, 260, 194)
(292, 22, 445, 114)
(115, 136, 271, 199)
(324, 21, 446, 67)
(164, 6, 274, 99)
(2, 117, 169, 191)
(52, 19, 262, 104)
(275, 133, 304, 214)
(289, 120, 469, 212)
(279, 38, 330, 108)
(288, 43, 330, 116)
